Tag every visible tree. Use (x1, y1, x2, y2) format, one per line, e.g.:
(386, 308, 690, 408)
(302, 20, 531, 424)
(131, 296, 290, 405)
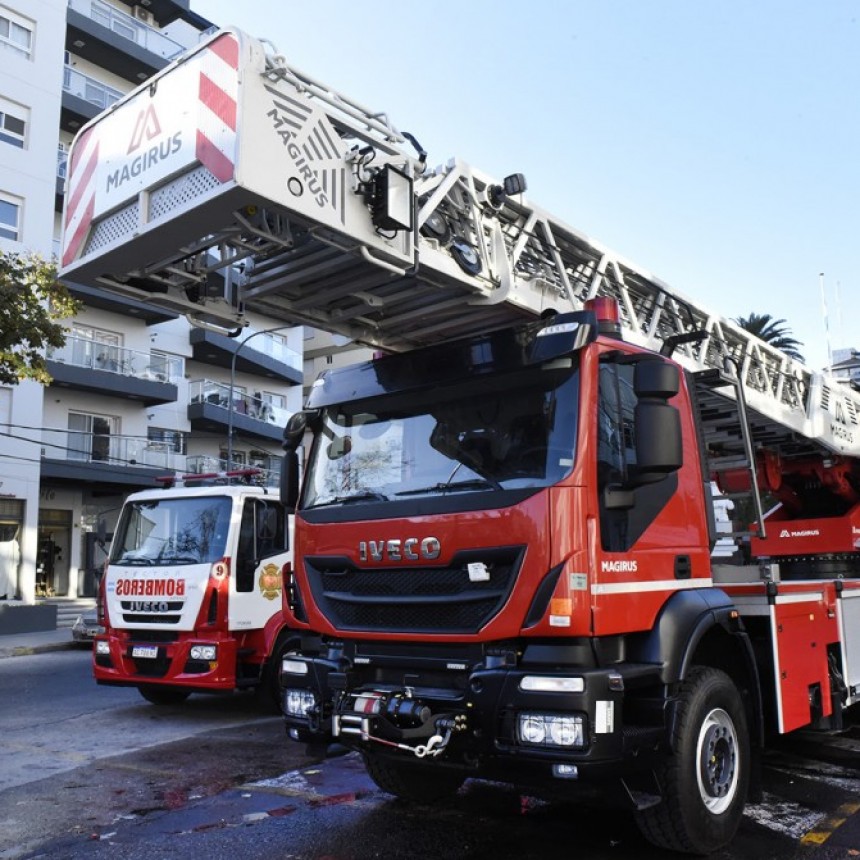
(0, 252, 80, 385)
(733, 312, 804, 362)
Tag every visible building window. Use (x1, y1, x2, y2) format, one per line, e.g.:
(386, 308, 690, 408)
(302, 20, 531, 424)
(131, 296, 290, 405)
(0, 9, 32, 60)
(0, 97, 26, 148)
(68, 412, 118, 463)
(0, 192, 21, 241)
(57, 142, 68, 179)
(148, 350, 184, 381)
(147, 428, 186, 455)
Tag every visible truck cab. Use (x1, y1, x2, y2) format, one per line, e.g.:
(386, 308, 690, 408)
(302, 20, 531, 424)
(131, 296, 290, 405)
(94, 476, 298, 705)
(279, 301, 759, 854)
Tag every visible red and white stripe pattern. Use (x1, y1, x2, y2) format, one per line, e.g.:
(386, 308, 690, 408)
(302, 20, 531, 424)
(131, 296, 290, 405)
(196, 33, 239, 182)
(62, 126, 98, 268)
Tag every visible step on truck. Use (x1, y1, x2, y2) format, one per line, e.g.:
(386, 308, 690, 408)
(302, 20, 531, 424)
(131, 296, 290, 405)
(59, 27, 860, 853)
(93, 472, 300, 706)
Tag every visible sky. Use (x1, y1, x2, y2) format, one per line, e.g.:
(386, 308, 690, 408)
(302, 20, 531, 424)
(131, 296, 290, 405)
(192, 0, 860, 371)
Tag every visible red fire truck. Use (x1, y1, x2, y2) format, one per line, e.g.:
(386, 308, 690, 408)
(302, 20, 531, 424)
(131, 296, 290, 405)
(93, 473, 299, 707)
(58, 27, 860, 853)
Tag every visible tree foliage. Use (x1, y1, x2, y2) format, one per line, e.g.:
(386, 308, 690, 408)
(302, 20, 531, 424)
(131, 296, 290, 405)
(734, 312, 804, 362)
(0, 252, 80, 385)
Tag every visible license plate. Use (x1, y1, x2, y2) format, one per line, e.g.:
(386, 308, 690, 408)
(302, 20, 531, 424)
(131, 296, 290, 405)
(131, 645, 159, 659)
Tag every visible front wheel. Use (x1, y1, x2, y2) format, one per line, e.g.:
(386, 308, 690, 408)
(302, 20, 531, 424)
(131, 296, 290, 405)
(137, 685, 191, 706)
(363, 751, 465, 802)
(635, 666, 750, 855)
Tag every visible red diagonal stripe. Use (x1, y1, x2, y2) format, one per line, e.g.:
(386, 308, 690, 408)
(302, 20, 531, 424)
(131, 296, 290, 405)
(196, 130, 233, 183)
(209, 33, 239, 69)
(65, 140, 99, 228)
(68, 126, 93, 176)
(62, 193, 95, 267)
(199, 71, 236, 131)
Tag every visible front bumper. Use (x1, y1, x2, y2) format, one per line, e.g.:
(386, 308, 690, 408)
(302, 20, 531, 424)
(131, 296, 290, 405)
(93, 631, 241, 692)
(281, 644, 666, 788)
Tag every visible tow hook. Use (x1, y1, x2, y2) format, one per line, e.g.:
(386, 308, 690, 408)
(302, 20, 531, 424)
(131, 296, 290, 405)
(336, 696, 467, 758)
(380, 714, 467, 758)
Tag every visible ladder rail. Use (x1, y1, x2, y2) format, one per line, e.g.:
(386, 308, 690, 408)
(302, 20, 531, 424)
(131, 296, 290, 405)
(58, 26, 860, 459)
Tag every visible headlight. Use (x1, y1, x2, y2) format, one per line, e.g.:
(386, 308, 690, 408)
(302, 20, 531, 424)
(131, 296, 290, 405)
(517, 713, 585, 748)
(284, 689, 316, 718)
(95, 640, 110, 655)
(190, 645, 217, 661)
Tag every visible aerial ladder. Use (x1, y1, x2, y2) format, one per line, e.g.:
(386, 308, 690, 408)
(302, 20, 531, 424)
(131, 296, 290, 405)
(60, 27, 860, 854)
(60, 26, 860, 566)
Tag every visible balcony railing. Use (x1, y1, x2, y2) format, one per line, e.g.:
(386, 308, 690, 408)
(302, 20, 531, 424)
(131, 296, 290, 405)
(186, 455, 279, 487)
(68, 0, 185, 60)
(48, 336, 183, 381)
(239, 327, 303, 373)
(189, 379, 291, 427)
(62, 65, 124, 111)
(41, 430, 187, 471)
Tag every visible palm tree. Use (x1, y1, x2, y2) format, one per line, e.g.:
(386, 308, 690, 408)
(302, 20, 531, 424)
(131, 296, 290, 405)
(734, 312, 804, 362)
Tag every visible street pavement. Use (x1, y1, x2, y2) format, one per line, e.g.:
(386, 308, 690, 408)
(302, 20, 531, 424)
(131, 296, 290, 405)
(0, 626, 80, 659)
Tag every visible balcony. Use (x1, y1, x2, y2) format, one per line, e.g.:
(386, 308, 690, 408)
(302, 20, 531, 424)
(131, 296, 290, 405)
(40, 431, 181, 489)
(186, 455, 279, 488)
(60, 65, 125, 134)
(66, 0, 186, 84)
(189, 328, 304, 385)
(187, 380, 288, 444)
(65, 282, 179, 325)
(47, 336, 179, 406)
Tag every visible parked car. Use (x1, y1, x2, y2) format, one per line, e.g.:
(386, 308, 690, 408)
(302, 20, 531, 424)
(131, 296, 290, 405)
(71, 612, 103, 645)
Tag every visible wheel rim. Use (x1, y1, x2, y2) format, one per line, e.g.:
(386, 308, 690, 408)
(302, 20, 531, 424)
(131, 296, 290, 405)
(695, 707, 739, 815)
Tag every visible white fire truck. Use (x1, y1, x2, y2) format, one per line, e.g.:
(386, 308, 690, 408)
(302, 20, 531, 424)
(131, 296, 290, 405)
(61, 28, 860, 853)
(93, 472, 297, 706)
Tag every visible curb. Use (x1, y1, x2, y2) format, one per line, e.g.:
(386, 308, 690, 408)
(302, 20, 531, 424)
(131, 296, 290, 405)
(0, 640, 81, 660)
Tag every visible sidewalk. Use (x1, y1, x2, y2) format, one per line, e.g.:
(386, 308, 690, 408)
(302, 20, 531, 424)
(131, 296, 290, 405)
(0, 627, 81, 659)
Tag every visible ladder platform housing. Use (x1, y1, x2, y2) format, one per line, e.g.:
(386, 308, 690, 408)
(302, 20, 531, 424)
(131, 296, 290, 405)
(60, 27, 860, 459)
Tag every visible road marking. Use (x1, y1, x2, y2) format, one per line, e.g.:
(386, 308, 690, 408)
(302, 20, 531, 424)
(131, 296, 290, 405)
(800, 802, 860, 846)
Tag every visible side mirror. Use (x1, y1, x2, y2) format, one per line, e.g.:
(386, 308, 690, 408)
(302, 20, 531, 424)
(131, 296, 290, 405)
(633, 359, 681, 482)
(281, 411, 313, 509)
(283, 411, 310, 452)
(280, 452, 301, 509)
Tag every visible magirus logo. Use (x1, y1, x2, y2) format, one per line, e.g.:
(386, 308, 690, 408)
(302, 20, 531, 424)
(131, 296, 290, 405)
(779, 528, 820, 538)
(600, 560, 638, 573)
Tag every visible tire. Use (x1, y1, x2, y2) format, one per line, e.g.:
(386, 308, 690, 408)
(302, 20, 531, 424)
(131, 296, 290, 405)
(635, 666, 749, 855)
(255, 637, 300, 714)
(138, 685, 191, 706)
(363, 751, 465, 802)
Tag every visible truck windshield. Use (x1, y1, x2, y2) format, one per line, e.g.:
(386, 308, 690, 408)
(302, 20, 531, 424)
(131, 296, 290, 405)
(303, 360, 579, 508)
(110, 496, 233, 566)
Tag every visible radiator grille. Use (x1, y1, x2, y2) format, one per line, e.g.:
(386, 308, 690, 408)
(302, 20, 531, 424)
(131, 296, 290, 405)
(305, 546, 525, 634)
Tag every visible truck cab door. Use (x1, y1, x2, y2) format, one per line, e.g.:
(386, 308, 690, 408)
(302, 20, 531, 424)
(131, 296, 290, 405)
(228, 498, 291, 631)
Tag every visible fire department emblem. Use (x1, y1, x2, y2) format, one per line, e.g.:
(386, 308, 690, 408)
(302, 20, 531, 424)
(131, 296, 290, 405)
(258, 563, 282, 601)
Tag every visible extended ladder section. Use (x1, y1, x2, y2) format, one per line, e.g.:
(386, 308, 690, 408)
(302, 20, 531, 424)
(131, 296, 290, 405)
(59, 27, 860, 459)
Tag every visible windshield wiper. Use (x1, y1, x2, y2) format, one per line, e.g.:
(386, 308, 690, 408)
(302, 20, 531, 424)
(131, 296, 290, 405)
(308, 490, 391, 508)
(396, 478, 501, 496)
(158, 554, 202, 564)
(116, 556, 155, 566)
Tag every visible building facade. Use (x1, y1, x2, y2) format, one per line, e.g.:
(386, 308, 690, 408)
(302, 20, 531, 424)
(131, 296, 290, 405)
(0, 0, 305, 620)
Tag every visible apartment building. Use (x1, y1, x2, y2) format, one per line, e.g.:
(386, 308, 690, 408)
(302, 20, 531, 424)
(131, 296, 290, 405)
(0, 0, 304, 621)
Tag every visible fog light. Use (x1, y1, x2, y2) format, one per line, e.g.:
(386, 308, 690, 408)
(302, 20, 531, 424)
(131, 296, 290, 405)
(190, 645, 217, 661)
(517, 713, 584, 748)
(553, 763, 579, 779)
(285, 688, 316, 718)
(95, 640, 110, 656)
